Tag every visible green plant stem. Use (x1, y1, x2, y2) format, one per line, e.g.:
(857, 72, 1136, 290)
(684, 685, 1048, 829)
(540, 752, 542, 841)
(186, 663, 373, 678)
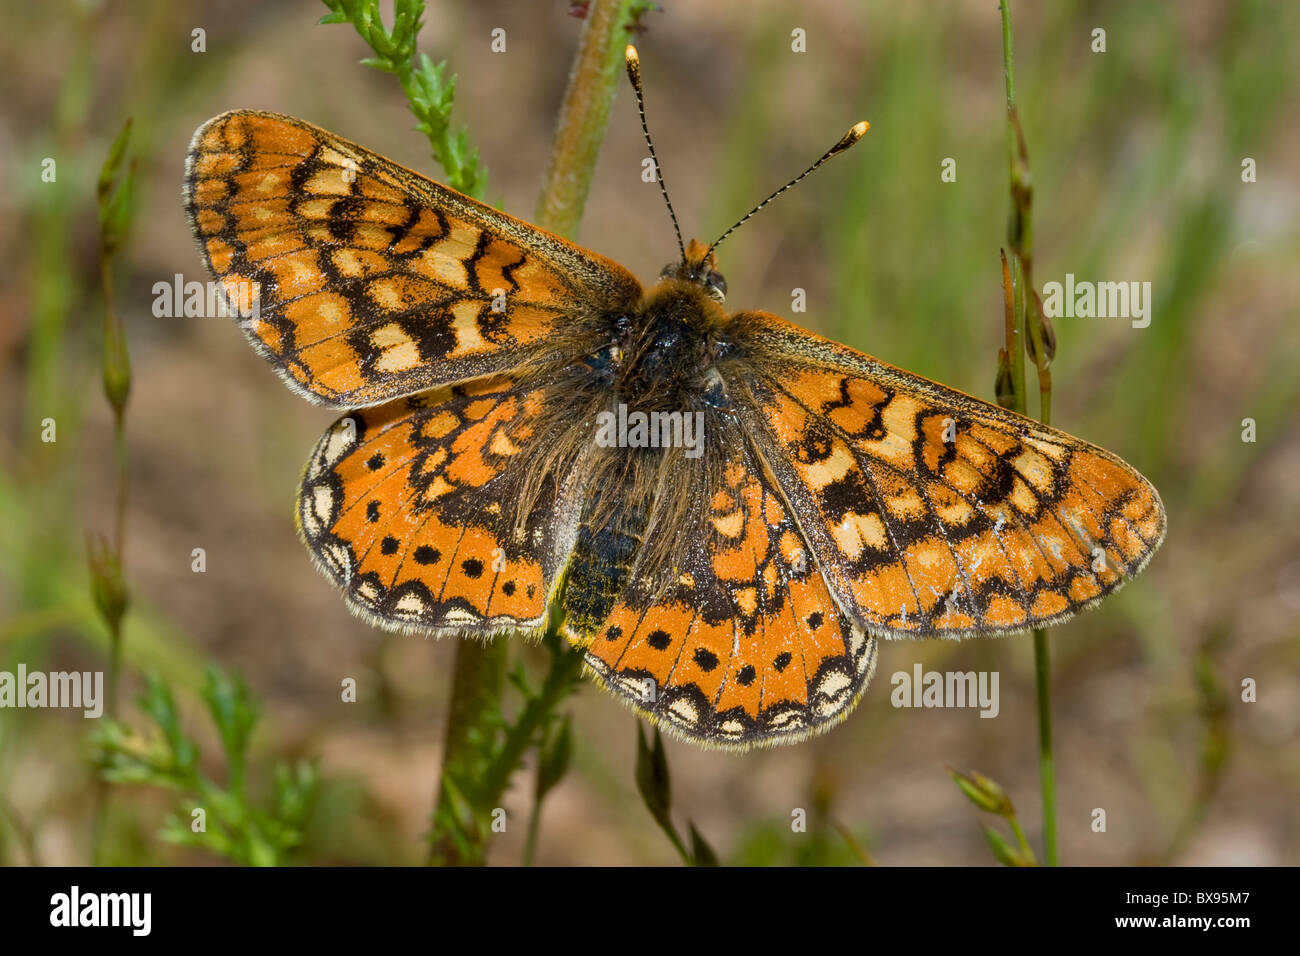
(478, 643, 586, 806)
(658, 817, 691, 864)
(102, 256, 129, 724)
(427, 637, 505, 865)
(999, 0, 1058, 868)
(91, 139, 135, 864)
(522, 799, 542, 866)
(534, 0, 640, 237)
(0, 791, 41, 866)
(1031, 634, 1056, 864)
(1008, 814, 1034, 860)
(428, 0, 635, 864)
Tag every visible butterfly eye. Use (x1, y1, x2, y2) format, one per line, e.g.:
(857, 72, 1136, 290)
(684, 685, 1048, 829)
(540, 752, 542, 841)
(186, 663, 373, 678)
(705, 270, 727, 300)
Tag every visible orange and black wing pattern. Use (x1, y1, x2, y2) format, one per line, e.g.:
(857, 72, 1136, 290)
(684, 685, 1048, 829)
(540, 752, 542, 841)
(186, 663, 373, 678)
(185, 109, 1166, 752)
(298, 375, 583, 636)
(732, 311, 1166, 639)
(578, 422, 877, 749)
(184, 110, 641, 407)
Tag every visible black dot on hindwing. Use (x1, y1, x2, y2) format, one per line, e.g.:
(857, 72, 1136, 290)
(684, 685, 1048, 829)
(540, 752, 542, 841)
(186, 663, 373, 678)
(693, 648, 719, 672)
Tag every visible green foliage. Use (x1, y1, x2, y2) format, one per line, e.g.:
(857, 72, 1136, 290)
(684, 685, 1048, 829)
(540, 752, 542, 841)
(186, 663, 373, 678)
(92, 668, 319, 866)
(319, 0, 486, 197)
(730, 820, 870, 867)
(96, 118, 137, 259)
(634, 724, 717, 866)
(948, 768, 1037, 867)
(429, 627, 586, 865)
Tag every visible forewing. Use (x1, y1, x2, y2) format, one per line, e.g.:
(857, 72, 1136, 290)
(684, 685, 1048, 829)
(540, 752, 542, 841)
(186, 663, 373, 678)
(184, 110, 641, 407)
(730, 311, 1166, 638)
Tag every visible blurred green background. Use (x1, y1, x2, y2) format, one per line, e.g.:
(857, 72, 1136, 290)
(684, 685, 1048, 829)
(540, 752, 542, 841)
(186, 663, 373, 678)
(1, 0, 1298, 865)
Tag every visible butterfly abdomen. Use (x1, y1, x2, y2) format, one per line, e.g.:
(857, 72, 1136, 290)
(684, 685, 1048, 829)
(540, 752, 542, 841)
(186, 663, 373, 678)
(562, 494, 648, 640)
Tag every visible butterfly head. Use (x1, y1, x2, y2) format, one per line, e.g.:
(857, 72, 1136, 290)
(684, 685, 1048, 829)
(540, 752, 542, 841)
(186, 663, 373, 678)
(660, 238, 728, 303)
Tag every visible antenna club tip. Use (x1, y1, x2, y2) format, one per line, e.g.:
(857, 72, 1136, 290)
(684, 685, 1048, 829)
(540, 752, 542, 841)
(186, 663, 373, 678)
(625, 45, 640, 69)
(833, 121, 869, 152)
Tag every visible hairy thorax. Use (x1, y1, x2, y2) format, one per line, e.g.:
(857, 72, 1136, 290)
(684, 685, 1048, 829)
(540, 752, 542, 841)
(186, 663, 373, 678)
(607, 279, 733, 413)
(557, 280, 742, 634)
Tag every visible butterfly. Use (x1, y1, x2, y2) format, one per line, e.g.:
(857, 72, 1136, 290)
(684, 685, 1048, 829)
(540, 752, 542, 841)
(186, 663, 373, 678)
(183, 46, 1164, 750)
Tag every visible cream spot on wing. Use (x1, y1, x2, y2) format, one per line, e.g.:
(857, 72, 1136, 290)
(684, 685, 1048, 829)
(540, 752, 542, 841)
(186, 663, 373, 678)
(371, 323, 421, 373)
(910, 539, 948, 568)
(319, 146, 358, 168)
(813, 670, 852, 715)
(318, 296, 346, 325)
(832, 511, 889, 560)
(490, 430, 519, 456)
(1022, 435, 1069, 462)
(1010, 477, 1038, 515)
(325, 543, 352, 578)
(804, 442, 854, 491)
(450, 300, 486, 354)
(885, 485, 926, 520)
(427, 225, 480, 262)
(767, 708, 805, 729)
(307, 485, 334, 532)
(332, 248, 364, 276)
(368, 278, 404, 312)
(443, 608, 482, 625)
(668, 696, 700, 726)
(711, 510, 744, 538)
(254, 170, 282, 194)
(847, 626, 867, 662)
(1012, 446, 1054, 494)
(936, 497, 975, 526)
(395, 593, 428, 616)
(297, 197, 334, 220)
(321, 422, 357, 464)
(416, 248, 469, 287)
(306, 168, 351, 196)
(861, 397, 920, 466)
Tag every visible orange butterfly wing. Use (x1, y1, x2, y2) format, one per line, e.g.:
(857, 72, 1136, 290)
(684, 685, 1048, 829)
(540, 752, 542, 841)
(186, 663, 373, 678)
(731, 311, 1166, 637)
(187, 111, 1166, 750)
(184, 110, 642, 636)
(184, 110, 640, 407)
(298, 376, 587, 636)
(578, 421, 877, 748)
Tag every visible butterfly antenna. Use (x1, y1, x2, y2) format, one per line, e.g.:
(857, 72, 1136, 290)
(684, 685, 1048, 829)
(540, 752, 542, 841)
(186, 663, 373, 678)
(625, 45, 685, 262)
(703, 121, 870, 262)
